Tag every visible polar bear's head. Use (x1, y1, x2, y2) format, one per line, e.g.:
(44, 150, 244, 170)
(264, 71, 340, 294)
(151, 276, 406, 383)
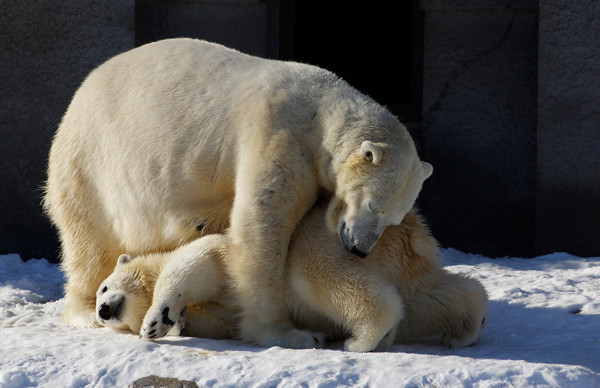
(327, 139, 432, 258)
(95, 254, 153, 333)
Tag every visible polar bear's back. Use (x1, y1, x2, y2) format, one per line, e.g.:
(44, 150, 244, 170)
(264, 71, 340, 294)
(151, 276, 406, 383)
(53, 38, 338, 183)
(65, 38, 263, 149)
(46, 38, 344, 253)
(47, 39, 263, 252)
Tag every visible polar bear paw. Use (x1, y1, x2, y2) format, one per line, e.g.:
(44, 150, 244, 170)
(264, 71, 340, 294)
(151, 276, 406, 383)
(140, 304, 187, 340)
(343, 329, 393, 353)
(65, 308, 102, 329)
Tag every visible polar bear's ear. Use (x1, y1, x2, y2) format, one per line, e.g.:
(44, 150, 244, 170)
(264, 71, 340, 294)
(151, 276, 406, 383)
(117, 254, 131, 266)
(422, 162, 433, 179)
(361, 141, 383, 165)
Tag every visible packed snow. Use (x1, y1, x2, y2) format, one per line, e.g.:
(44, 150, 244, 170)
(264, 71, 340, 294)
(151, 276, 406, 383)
(1, 249, 599, 387)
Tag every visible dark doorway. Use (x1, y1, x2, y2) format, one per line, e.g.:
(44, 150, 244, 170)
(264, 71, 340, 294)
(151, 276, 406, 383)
(279, 1, 423, 122)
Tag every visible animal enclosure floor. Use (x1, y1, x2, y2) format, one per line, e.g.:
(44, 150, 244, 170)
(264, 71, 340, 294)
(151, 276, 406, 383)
(1, 249, 599, 387)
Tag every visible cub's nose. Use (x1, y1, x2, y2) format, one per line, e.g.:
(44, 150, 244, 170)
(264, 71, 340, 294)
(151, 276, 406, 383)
(98, 303, 113, 320)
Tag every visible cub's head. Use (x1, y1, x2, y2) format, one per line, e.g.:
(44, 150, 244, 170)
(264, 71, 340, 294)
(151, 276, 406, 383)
(327, 139, 432, 258)
(95, 254, 153, 333)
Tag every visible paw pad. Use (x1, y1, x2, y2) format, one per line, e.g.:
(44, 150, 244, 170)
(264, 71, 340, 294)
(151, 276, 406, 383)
(162, 307, 175, 326)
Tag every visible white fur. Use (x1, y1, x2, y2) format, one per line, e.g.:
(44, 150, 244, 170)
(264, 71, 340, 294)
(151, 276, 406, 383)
(44, 38, 431, 347)
(141, 235, 229, 339)
(99, 201, 488, 352)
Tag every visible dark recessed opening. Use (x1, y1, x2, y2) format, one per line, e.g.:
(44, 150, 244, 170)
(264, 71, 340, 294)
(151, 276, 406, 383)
(279, 1, 423, 122)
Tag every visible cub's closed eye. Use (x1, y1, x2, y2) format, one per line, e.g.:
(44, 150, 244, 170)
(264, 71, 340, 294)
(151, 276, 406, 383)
(368, 202, 375, 213)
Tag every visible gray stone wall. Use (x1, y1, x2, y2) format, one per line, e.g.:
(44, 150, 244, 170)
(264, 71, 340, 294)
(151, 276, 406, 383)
(2, 0, 600, 261)
(420, 1, 538, 256)
(0, 0, 135, 260)
(135, 0, 276, 57)
(536, 0, 600, 256)
(420, 0, 600, 257)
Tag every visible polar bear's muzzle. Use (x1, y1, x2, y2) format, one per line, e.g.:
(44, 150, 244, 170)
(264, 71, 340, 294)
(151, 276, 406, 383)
(339, 222, 381, 258)
(97, 295, 125, 323)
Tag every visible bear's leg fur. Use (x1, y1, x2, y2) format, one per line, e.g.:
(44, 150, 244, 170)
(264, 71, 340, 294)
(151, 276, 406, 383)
(395, 270, 489, 348)
(288, 253, 404, 353)
(60, 227, 123, 328)
(227, 133, 325, 348)
(140, 235, 229, 339)
(45, 130, 126, 328)
(438, 273, 489, 348)
(183, 302, 239, 339)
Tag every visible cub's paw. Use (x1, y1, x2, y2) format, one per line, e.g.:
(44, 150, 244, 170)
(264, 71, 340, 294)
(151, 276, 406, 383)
(140, 305, 186, 340)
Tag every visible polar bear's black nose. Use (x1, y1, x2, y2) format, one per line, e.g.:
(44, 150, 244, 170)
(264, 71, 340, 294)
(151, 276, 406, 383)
(340, 223, 369, 258)
(98, 303, 113, 320)
(349, 246, 368, 258)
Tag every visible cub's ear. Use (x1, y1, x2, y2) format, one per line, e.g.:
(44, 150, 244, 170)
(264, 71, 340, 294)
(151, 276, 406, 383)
(361, 140, 383, 165)
(422, 162, 433, 179)
(117, 254, 131, 266)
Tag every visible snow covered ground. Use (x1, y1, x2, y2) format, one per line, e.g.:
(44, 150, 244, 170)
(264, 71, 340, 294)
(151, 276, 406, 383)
(1, 249, 599, 387)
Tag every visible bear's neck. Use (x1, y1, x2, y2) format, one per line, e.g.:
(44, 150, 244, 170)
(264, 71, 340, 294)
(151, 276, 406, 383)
(314, 86, 401, 192)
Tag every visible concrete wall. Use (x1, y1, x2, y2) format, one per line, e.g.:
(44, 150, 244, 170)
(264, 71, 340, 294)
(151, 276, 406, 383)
(0, 0, 135, 260)
(420, 0, 538, 256)
(420, 0, 600, 257)
(2, 0, 600, 261)
(536, 0, 600, 256)
(135, 0, 276, 58)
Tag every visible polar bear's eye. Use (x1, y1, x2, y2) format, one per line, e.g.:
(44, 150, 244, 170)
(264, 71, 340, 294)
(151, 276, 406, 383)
(369, 201, 385, 215)
(101, 286, 108, 293)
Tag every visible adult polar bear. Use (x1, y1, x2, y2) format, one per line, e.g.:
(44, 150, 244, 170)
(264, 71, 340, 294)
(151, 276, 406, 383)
(44, 38, 432, 348)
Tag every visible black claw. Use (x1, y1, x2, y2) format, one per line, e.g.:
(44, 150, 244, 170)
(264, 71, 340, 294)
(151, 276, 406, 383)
(148, 329, 156, 336)
(150, 321, 157, 327)
(148, 333, 157, 339)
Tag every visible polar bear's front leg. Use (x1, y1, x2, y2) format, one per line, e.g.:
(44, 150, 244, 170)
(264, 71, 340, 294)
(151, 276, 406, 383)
(140, 235, 228, 340)
(227, 140, 326, 348)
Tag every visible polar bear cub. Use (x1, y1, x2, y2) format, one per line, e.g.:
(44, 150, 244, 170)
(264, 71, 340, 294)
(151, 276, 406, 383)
(96, 201, 488, 352)
(95, 236, 226, 337)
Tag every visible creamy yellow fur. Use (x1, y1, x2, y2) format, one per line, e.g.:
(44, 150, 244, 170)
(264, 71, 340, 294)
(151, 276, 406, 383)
(44, 38, 431, 346)
(98, 201, 488, 352)
(95, 252, 165, 333)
